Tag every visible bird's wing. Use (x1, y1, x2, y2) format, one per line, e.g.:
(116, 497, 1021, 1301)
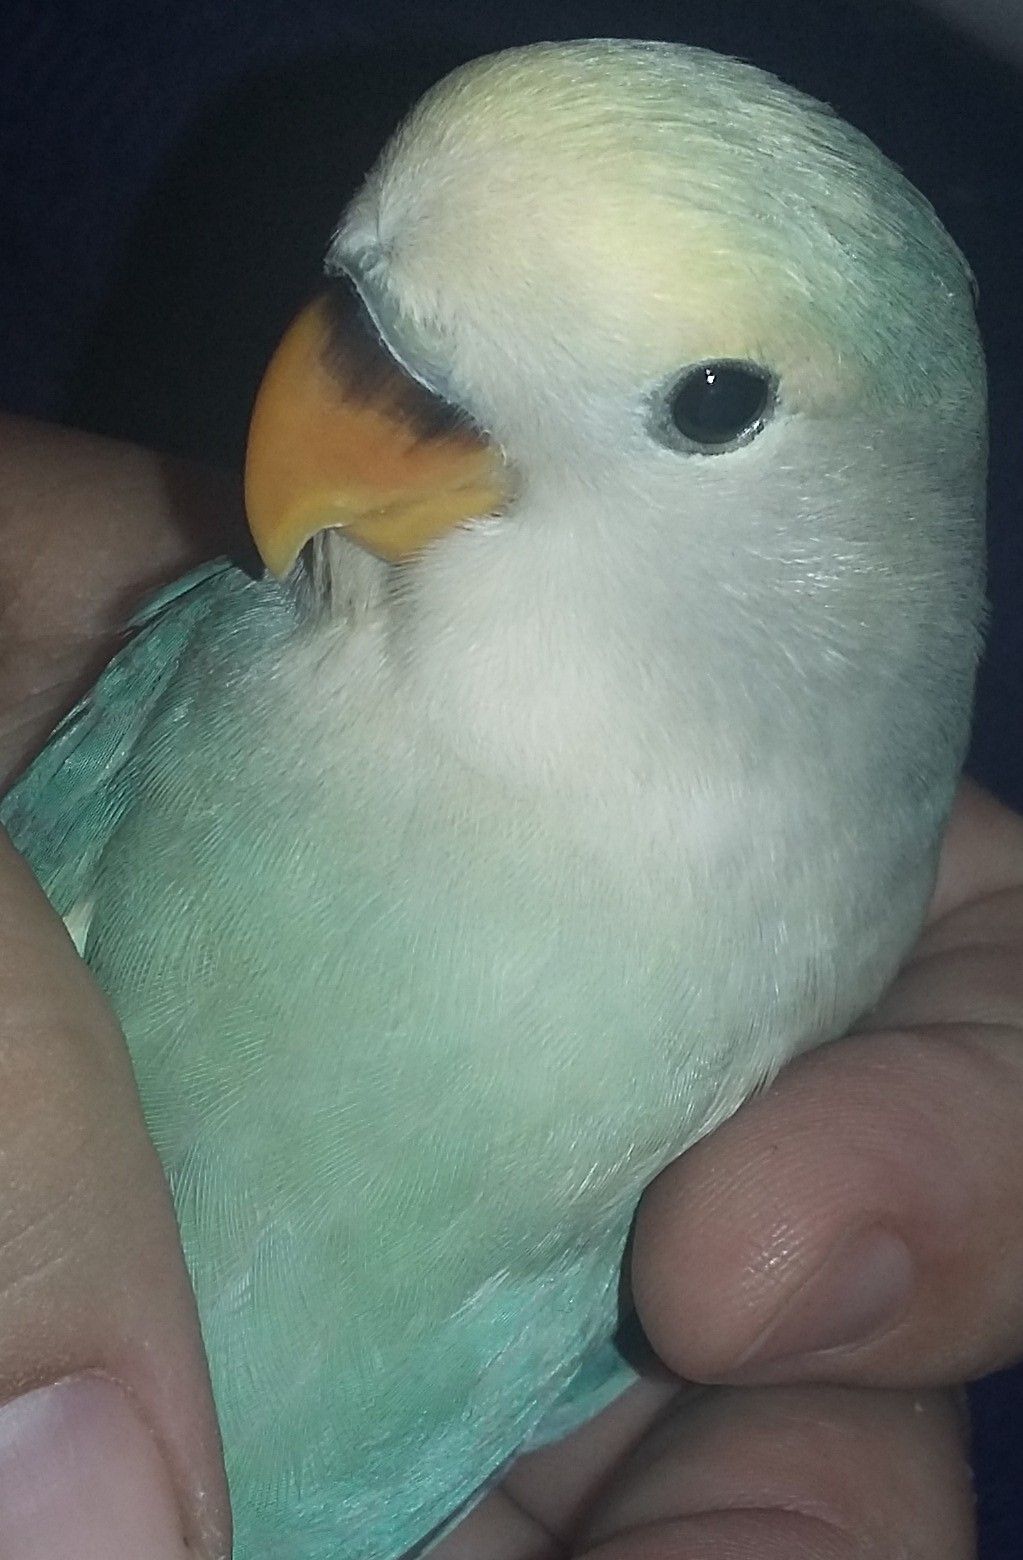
(525, 1338, 640, 1447)
(2, 561, 237, 919)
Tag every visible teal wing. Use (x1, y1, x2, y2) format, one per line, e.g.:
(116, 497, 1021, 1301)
(2, 555, 641, 1558)
(2, 561, 238, 913)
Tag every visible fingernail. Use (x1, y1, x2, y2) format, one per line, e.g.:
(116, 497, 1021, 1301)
(731, 1226, 915, 1379)
(0, 1375, 190, 1558)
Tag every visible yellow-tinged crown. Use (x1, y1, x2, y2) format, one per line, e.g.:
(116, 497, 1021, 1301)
(334, 41, 979, 415)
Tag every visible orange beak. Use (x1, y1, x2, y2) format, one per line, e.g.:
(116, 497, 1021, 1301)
(244, 282, 510, 576)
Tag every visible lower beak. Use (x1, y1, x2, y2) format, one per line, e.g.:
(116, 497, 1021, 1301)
(244, 282, 509, 576)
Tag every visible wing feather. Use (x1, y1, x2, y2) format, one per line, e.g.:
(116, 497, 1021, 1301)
(2, 561, 237, 910)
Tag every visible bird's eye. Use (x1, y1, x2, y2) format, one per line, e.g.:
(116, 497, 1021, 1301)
(660, 361, 776, 453)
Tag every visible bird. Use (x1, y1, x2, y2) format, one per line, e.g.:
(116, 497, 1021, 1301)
(2, 38, 986, 1560)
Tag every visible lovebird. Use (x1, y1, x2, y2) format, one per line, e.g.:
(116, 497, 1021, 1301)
(2, 39, 986, 1560)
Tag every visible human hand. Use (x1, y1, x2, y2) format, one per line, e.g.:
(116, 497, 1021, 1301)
(428, 781, 1023, 1559)
(2, 417, 1021, 1558)
(0, 414, 240, 1558)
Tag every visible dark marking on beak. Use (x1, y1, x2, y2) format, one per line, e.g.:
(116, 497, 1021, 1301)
(320, 274, 472, 444)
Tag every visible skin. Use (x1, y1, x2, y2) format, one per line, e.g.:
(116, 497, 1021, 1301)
(1, 412, 1021, 1558)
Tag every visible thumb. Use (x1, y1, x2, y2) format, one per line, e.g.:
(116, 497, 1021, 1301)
(632, 788, 1023, 1390)
(0, 832, 230, 1558)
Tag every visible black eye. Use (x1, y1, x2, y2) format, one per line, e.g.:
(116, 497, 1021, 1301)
(663, 361, 776, 452)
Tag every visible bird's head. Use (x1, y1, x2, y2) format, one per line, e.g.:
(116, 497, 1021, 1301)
(245, 41, 985, 787)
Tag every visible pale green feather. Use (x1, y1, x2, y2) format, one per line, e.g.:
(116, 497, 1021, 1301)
(0, 35, 987, 1560)
(3, 565, 650, 1557)
(4, 562, 238, 914)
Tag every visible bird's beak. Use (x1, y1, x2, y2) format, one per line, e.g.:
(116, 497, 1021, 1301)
(244, 280, 509, 576)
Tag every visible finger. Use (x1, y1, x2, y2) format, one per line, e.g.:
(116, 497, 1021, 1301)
(632, 791, 1023, 1390)
(0, 413, 245, 786)
(429, 1381, 680, 1560)
(574, 1383, 973, 1559)
(425, 1486, 560, 1560)
(503, 1380, 680, 1541)
(0, 832, 230, 1557)
(634, 1021, 1023, 1388)
(928, 780, 1023, 922)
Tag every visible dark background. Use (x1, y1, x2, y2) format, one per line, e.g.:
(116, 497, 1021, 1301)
(1, 0, 1020, 1551)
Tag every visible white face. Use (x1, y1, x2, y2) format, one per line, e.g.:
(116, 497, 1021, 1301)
(289, 44, 985, 804)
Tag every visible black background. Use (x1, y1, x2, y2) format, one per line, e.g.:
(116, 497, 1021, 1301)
(1, 1, 1020, 1551)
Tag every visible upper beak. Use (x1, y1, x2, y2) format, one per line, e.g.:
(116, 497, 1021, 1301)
(244, 279, 510, 576)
